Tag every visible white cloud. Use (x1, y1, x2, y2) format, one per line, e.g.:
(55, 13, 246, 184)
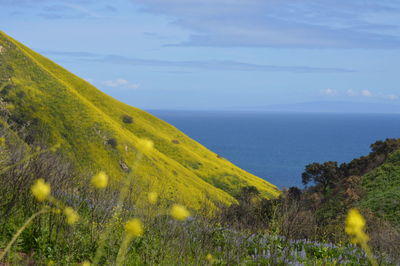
(361, 90, 372, 97)
(102, 78, 140, 89)
(346, 89, 358, 96)
(321, 88, 399, 101)
(321, 88, 337, 96)
(103, 78, 128, 87)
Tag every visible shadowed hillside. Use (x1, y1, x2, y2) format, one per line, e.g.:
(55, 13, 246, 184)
(0, 31, 279, 211)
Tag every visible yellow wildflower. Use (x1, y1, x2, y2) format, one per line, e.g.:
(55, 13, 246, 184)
(125, 218, 144, 237)
(345, 208, 369, 244)
(50, 142, 61, 152)
(82, 261, 91, 266)
(345, 208, 377, 266)
(170, 204, 190, 221)
(0, 137, 5, 147)
(148, 192, 158, 204)
(31, 179, 51, 202)
(137, 138, 154, 152)
(91, 171, 108, 189)
(64, 207, 79, 225)
(47, 260, 55, 266)
(52, 208, 61, 214)
(206, 253, 214, 264)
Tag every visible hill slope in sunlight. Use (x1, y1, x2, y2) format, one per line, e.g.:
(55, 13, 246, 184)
(360, 149, 400, 226)
(0, 31, 279, 210)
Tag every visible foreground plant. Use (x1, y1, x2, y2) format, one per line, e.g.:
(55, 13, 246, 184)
(170, 204, 190, 221)
(148, 192, 158, 205)
(0, 207, 49, 261)
(31, 178, 51, 202)
(91, 171, 108, 189)
(345, 208, 377, 266)
(0, 178, 81, 261)
(0, 179, 52, 260)
(64, 207, 79, 225)
(115, 218, 144, 265)
(93, 140, 153, 264)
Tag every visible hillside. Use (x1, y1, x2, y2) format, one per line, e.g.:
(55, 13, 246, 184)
(360, 149, 400, 225)
(0, 31, 279, 210)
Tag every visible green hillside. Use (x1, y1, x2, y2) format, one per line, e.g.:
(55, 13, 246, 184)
(0, 31, 279, 211)
(360, 149, 400, 225)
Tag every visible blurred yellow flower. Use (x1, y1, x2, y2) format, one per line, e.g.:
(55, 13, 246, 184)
(170, 204, 190, 221)
(91, 171, 108, 189)
(345, 208, 369, 244)
(82, 261, 91, 266)
(125, 218, 144, 237)
(52, 208, 61, 214)
(47, 260, 55, 266)
(345, 208, 377, 265)
(50, 142, 61, 152)
(148, 192, 158, 204)
(31, 179, 51, 202)
(0, 137, 5, 147)
(137, 138, 154, 152)
(206, 253, 214, 264)
(64, 207, 79, 225)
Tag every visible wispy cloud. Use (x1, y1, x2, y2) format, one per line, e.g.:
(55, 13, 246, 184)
(325, 88, 399, 100)
(132, 0, 400, 49)
(102, 78, 140, 89)
(42, 50, 98, 57)
(38, 3, 102, 19)
(386, 94, 399, 100)
(346, 89, 358, 97)
(361, 89, 372, 97)
(321, 88, 338, 96)
(41, 50, 355, 73)
(2, 0, 113, 20)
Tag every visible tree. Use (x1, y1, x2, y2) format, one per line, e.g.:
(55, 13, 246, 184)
(287, 186, 302, 201)
(371, 138, 400, 158)
(236, 186, 260, 203)
(302, 161, 342, 192)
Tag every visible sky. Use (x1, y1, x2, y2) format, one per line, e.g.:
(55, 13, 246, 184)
(1, 0, 400, 110)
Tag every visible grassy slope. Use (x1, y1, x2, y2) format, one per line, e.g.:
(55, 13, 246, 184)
(0, 31, 279, 210)
(360, 150, 400, 225)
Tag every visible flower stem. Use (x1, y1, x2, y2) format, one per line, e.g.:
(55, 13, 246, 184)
(0, 208, 48, 261)
(115, 234, 133, 266)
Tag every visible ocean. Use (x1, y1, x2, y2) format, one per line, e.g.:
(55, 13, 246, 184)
(148, 111, 400, 189)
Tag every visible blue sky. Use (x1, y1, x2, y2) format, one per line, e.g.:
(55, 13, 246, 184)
(1, 0, 400, 110)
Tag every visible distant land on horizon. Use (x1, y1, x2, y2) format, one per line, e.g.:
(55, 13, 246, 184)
(236, 101, 400, 114)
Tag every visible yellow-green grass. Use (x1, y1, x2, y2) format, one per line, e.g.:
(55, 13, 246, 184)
(0, 31, 279, 211)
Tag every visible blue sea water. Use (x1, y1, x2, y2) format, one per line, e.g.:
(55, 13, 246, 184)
(148, 111, 400, 189)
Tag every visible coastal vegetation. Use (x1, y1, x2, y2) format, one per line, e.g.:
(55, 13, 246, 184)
(1, 31, 399, 264)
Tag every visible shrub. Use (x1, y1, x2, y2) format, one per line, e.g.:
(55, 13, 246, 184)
(122, 115, 133, 124)
(106, 138, 117, 148)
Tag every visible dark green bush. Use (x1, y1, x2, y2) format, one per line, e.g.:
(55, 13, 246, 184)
(122, 115, 133, 124)
(106, 138, 117, 148)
